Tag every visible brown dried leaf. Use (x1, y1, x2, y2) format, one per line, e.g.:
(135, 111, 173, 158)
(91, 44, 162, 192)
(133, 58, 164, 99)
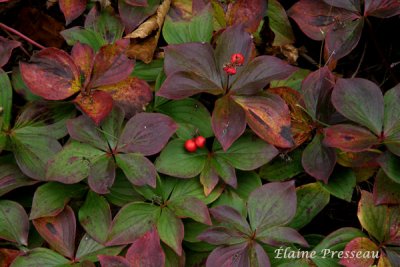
(125, 0, 171, 63)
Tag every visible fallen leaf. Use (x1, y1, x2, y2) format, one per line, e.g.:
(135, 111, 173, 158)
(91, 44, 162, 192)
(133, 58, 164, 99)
(126, 0, 171, 63)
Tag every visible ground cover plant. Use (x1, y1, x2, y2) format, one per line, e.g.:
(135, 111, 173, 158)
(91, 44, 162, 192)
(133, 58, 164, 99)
(0, 0, 400, 266)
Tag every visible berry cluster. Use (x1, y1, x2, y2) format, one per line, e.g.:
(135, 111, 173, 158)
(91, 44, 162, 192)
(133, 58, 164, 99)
(184, 136, 206, 153)
(223, 53, 245, 75)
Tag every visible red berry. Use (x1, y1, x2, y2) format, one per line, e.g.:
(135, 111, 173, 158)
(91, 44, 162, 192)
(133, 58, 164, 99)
(195, 136, 206, 148)
(184, 139, 197, 152)
(230, 53, 245, 65)
(223, 66, 237, 75)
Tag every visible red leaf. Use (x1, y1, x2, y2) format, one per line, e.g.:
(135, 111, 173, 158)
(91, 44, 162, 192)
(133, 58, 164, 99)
(210, 206, 251, 234)
(97, 77, 153, 118)
(322, 0, 361, 13)
(364, 0, 400, 18)
(233, 95, 294, 148)
(98, 255, 130, 267)
(323, 124, 379, 152)
(226, 0, 267, 32)
(90, 40, 134, 88)
(126, 227, 165, 267)
(200, 160, 219, 196)
(88, 155, 116, 194)
(339, 237, 379, 267)
(71, 42, 94, 88)
(0, 248, 20, 266)
(32, 206, 76, 259)
(302, 134, 336, 183)
(74, 90, 114, 125)
(59, 0, 87, 25)
(118, 113, 177, 156)
(125, 0, 148, 7)
(20, 48, 81, 100)
(212, 96, 246, 151)
(0, 36, 20, 68)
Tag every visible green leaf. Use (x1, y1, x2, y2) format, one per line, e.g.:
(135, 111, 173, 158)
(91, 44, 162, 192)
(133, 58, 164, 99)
(374, 169, 400, 205)
(215, 133, 279, 170)
(132, 59, 164, 82)
(260, 149, 303, 181)
(46, 141, 105, 184)
(79, 191, 111, 244)
(11, 132, 61, 180)
(30, 182, 86, 219)
(86, 10, 124, 44)
(211, 190, 247, 217)
(107, 202, 158, 246)
(289, 183, 330, 229)
(116, 153, 157, 188)
(105, 171, 144, 207)
(267, 0, 295, 46)
(157, 98, 213, 138)
(157, 207, 184, 256)
(271, 68, 311, 91)
(168, 178, 222, 205)
(61, 27, 106, 51)
(377, 151, 400, 183)
(10, 248, 69, 267)
(312, 227, 366, 267)
(332, 78, 384, 135)
(162, 5, 213, 44)
(0, 200, 29, 245)
(357, 191, 391, 243)
(155, 139, 208, 178)
(210, 156, 236, 187)
(320, 167, 356, 202)
(233, 171, 262, 200)
(75, 234, 124, 262)
(383, 84, 400, 155)
(0, 70, 12, 133)
(168, 196, 211, 225)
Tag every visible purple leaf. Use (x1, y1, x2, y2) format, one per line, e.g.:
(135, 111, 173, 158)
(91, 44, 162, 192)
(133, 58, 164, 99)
(210, 206, 251, 234)
(210, 156, 237, 188)
(32, 206, 76, 259)
(0, 163, 37, 197)
(206, 243, 250, 267)
(322, 0, 361, 13)
(125, 0, 148, 6)
(257, 226, 309, 247)
(332, 78, 384, 135)
(252, 242, 271, 267)
(302, 134, 336, 183)
(212, 96, 246, 151)
(323, 124, 379, 152)
(98, 255, 130, 267)
(20, 48, 81, 100)
(0, 36, 20, 68)
(301, 66, 335, 120)
(118, 0, 159, 33)
(215, 25, 253, 89)
(125, 227, 165, 267)
(118, 113, 177, 156)
(115, 153, 157, 187)
(230, 56, 297, 95)
(67, 115, 109, 151)
(226, 0, 267, 32)
(88, 155, 116, 194)
(90, 40, 134, 88)
(197, 226, 246, 245)
(288, 0, 345, 41)
(325, 17, 364, 60)
(247, 181, 297, 231)
(364, 0, 400, 18)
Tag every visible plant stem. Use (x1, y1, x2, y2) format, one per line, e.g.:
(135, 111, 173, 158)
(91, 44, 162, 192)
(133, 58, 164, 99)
(0, 23, 45, 50)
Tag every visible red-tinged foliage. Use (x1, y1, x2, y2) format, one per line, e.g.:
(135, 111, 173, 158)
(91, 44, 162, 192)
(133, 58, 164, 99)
(226, 0, 267, 33)
(0, 37, 20, 68)
(0, 249, 20, 266)
(32, 206, 76, 259)
(98, 255, 130, 267)
(59, 0, 88, 25)
(74, 90, 114, 125)
(339, 237, 379, 267)
(125, 228, 165, 267)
